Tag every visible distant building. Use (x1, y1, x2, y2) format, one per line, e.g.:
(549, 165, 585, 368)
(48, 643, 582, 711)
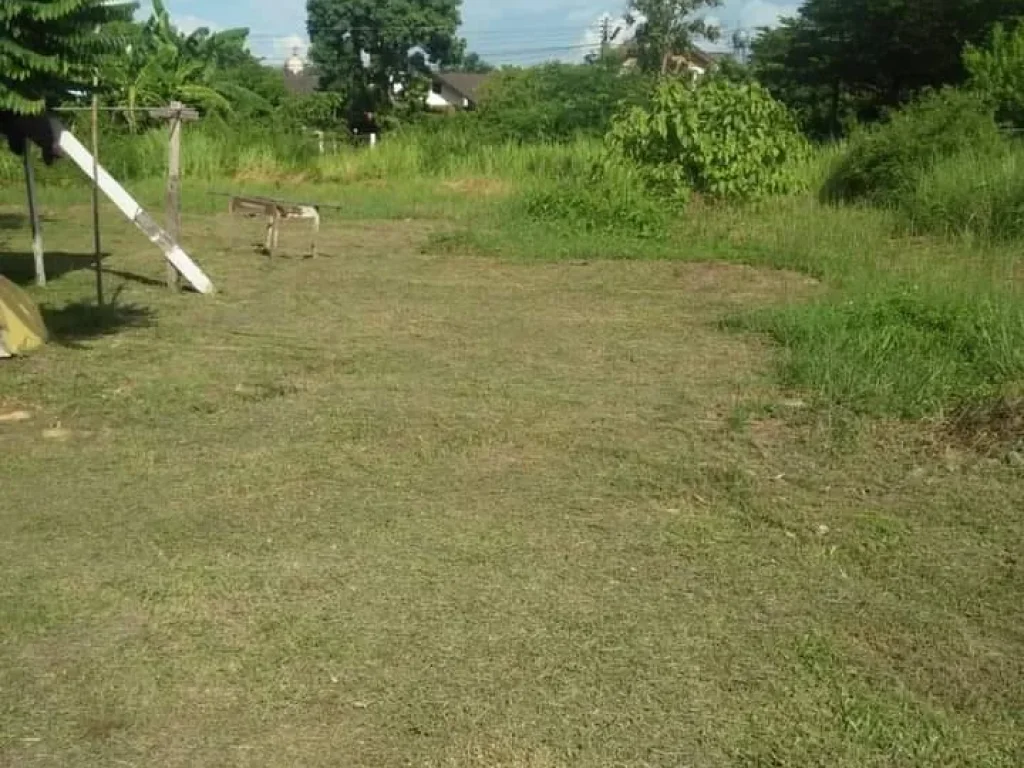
(619, 43, 721, 77)
(426, 72, 490, 111)
(282, 51, 488, 114)
(282, 48, 319, 96)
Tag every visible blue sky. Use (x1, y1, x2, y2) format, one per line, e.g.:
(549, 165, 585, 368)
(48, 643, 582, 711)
(150, 1, 800, 64)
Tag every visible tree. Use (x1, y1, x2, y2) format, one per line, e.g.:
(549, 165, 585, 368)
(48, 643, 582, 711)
(459, 52, 494, 74)
(965, 19, 1024, 128)
(474, 62, 653, 142)
(751, 0, 1024, 137)
(625, 0, 722, 74)
(307, 0, 463, 123)
(0, 0, 134, 114)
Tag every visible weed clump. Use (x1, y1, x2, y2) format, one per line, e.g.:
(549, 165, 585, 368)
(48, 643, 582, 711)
(821, 88, 1004, 206)
(518, 160, 668, 238)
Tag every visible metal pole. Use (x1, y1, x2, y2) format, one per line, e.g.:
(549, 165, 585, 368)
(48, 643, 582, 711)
(91, 87, 104, 306)
(23, 152, 45, 287)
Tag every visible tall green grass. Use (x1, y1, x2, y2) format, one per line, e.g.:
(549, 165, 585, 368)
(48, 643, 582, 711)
(735, 285, 1024, 418)
(902, 143, 1024, 241)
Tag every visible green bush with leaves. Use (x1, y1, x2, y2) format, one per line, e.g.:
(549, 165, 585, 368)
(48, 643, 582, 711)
(475, 63, 654, 143)
(965, 19, 1024, 129)
(821, 88, 1004, 206)
(607, 77, 809, 201)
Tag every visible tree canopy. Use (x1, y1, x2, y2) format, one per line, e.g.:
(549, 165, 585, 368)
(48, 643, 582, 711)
(965, 18, 1024, 128)
(625, 0, 722, 74)
(307, 0, 463, 119)
(0, 0, 134, 114)
(751, 0, 1024, 137)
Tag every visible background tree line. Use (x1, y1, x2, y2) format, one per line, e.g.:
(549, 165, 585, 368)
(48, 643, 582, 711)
(3, 0, 1024, 143)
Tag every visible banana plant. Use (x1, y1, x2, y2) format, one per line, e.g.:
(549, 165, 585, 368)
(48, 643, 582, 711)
(100, 0, 266, 130)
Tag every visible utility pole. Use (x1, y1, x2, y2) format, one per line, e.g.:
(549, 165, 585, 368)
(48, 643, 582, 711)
(599, 14, 622, 61)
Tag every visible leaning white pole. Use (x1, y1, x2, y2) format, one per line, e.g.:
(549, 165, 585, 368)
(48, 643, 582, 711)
(57, 129, 215, 295)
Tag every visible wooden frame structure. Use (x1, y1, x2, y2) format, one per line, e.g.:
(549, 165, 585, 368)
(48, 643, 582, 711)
(7, 103, 213, 295)
(227, 195, 321, 258)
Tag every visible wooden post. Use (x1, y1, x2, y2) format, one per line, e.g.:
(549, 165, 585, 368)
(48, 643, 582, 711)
(22, 152, 45, 287)
(152, 101, 198, 290)
(166, 102, 183, 290)
(91, 89, 104, 306)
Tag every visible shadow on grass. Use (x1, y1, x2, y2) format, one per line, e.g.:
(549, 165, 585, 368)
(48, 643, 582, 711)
(41, 293, 156, 348)
(0, 212, 26, 230)
(0, 251, 162, 288)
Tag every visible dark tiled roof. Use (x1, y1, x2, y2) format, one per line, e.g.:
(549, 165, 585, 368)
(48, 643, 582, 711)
(434, 72, 490, 104)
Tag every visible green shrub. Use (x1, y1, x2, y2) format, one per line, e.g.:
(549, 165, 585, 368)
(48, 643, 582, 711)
(965, 19, 1024, 129)
(606, 77, 809, 202)
(821, 88, 1004, 206)
(902, 144, 1024, 241)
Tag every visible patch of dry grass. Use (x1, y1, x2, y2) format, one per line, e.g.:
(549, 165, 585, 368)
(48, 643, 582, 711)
(1, 202, 1022, 767)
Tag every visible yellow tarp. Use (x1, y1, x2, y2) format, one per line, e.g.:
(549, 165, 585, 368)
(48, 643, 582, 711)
(0, 275, 47, 357)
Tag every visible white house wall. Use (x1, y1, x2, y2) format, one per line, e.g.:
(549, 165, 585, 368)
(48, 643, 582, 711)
(427, 83, 470, 110)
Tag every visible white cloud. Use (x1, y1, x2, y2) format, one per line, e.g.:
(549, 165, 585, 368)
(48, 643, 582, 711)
(175, 15, 221, 35)
(734, 0, 800, 29)
(272, 34, 309, 60)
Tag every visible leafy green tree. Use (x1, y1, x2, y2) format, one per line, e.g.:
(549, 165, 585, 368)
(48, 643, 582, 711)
(965, 18, 1024, 128)
(475, 62, 653, 142)
(307, 0, 463, 122)
(458, 52, 494, 74)
(751, 0, 1024, 137)
(0, 0, 134, 114)
(625, 0, 722, 74)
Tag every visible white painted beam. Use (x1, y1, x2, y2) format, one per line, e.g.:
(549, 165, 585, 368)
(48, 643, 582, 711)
(57, 130, 215, 295)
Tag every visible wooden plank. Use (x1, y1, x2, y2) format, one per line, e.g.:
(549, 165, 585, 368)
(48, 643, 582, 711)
(166, 110, 182, 290)
(148, 107, 199, 121)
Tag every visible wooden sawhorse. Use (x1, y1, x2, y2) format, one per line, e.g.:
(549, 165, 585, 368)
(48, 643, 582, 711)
(228, 194, 321, 258)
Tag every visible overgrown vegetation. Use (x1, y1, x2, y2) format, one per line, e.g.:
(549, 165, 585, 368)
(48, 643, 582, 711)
(821, 88, 1005, 206)
(474, 62, 653, 142)
(608, 77, 809, 201)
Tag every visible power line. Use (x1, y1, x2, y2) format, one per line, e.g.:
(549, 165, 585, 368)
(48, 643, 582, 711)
(258, 44, 604, 67)
(243, 24, 599, 41)
(239, 22, 763, 42)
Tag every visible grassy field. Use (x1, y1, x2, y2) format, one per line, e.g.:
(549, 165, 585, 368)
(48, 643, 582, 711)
(1, 149, 1023, 767)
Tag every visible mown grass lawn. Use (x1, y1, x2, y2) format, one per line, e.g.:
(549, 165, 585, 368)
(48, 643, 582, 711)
(1, 190, 1023, 767)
